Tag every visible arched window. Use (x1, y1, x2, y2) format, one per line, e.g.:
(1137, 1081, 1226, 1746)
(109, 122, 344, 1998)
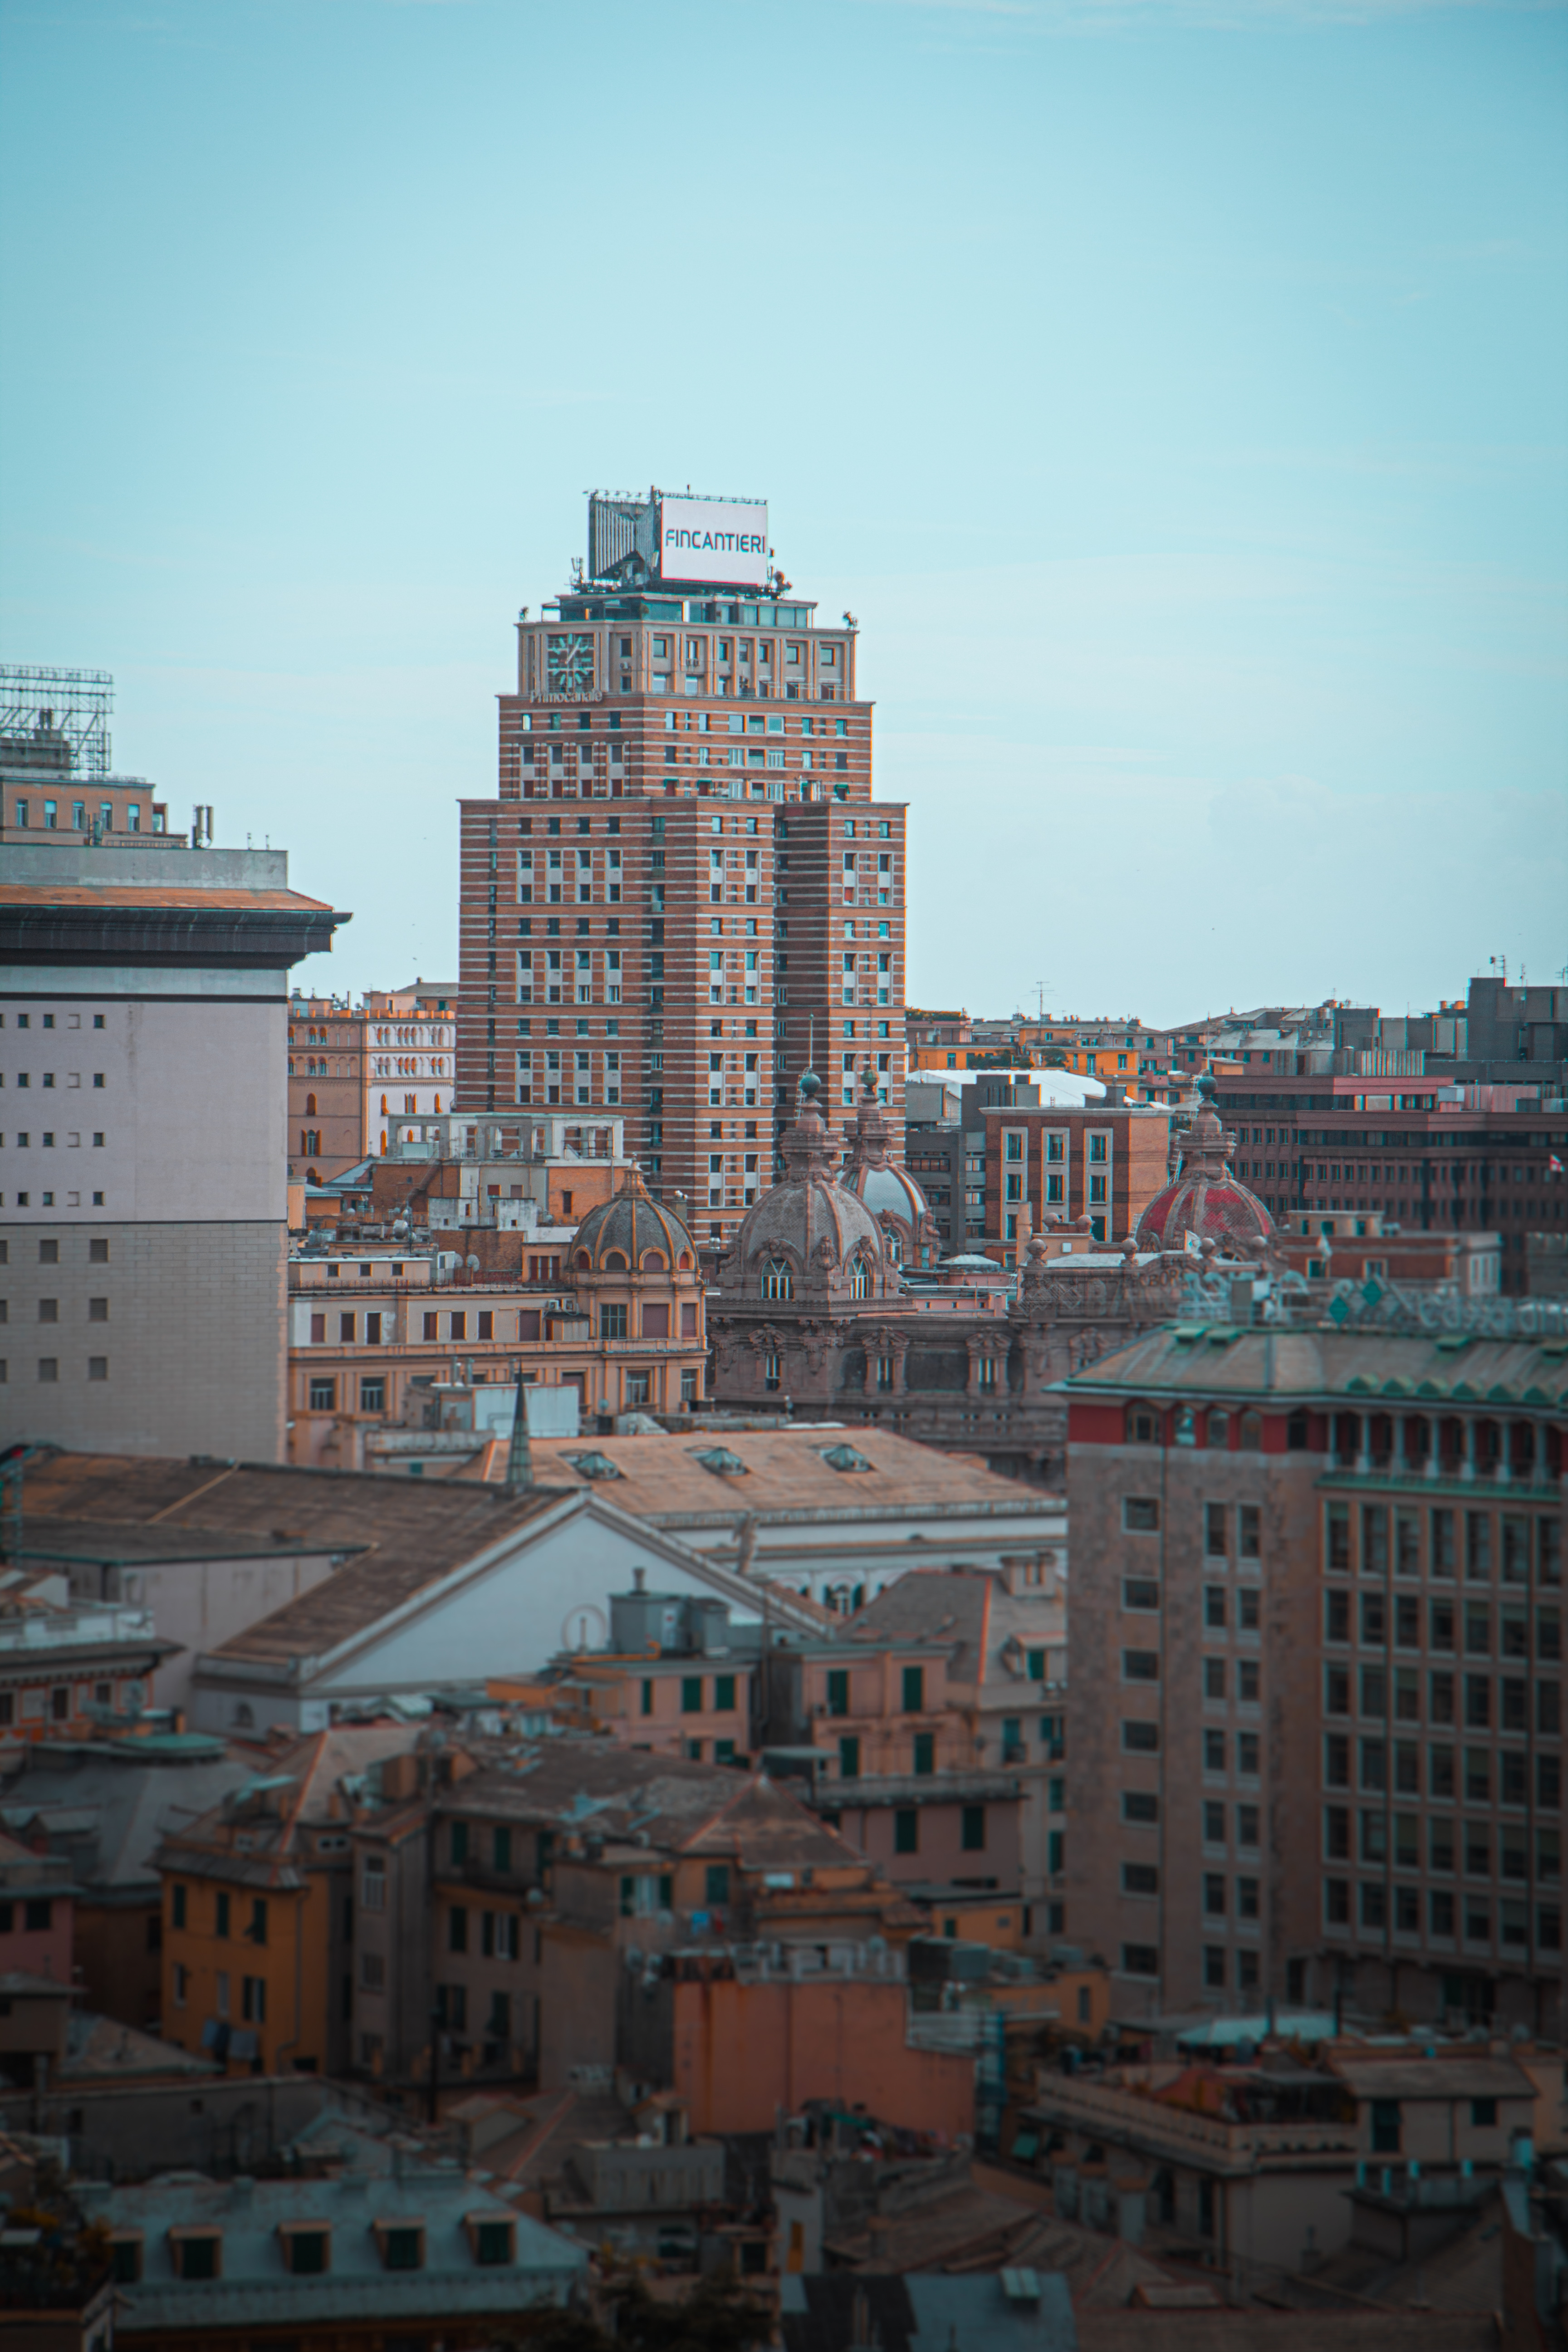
(640, 1250, 667, 1272)
(762, 1260, 794, 1302)
(603, 1250, 628, 1271)
(380, 1094, 388, 1114)
(850, 1257, 872, 1300)
(233, 1701, 255, 1730)
(575, 1249, 593, 1270)
(1207, 1410, 1230, 1449)
(1239, 1411, 1263, 1453)
(677, 1252, 692, 1271)
(1174, 1405, 1197, 1447)
(305, 1093, 318, 1116)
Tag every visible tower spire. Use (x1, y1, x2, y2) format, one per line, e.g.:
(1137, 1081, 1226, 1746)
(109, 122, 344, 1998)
(505, 1361, 533, 1490)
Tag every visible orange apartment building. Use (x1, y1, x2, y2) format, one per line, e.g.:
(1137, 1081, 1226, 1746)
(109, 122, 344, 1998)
(157, 1725, 426, 2077)
(455, 488, 906, 1252)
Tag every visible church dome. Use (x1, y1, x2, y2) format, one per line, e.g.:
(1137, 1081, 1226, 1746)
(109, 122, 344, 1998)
(1134, 1074, 1274, 1256)
(838, 1063, 938, 1267)
(722, 1073, 898, 1303)
(571, 1171, 695, 1272)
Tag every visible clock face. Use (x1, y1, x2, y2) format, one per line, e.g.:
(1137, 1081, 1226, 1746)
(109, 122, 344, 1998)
(547, 632, 594, 694)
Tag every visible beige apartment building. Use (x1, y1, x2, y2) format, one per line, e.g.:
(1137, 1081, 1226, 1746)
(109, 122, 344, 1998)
(1061, 1315, 1568, 2036)
(288, 1182, 707, 1465)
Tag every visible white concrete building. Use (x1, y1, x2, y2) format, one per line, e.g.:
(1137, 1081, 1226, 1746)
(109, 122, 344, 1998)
(1, 840, 344, 1459)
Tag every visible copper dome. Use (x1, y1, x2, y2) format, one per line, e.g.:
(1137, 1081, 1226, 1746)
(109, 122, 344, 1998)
(1134, 1075, 1274, 1256)
(571, 1171, 695, 1272)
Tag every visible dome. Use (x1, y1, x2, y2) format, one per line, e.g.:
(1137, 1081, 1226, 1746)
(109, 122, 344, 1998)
(858, 1163, 929, 1223)
(571, 1170, 695, 1272)
(1134, 1074, 1274, 1256)
(839, 1063, 939, 1267)
(721, 1073, 899, 1304)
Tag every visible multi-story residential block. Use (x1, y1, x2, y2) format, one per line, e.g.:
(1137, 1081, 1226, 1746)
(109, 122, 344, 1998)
(499, 1582, 761, 1764)
(0, 1729, 254, 2031)
(768, 1561, 1065, 1941)
(367, 1108, 627, 1242)
(288, 981, 457, 1186)
(0, 1574, 174, 1743)
(156, 1724, 429, 2077)
(455, 488, 906, 1250)
(984, 1098, 1174, 1258)
(1061, 1312, 1568, 2035)
(1014, 2035, 1548, 2268)
(287, 1178, 708, 1460)
(1, 835, 343, 1460)
(350, 1739, 924, 2099)
(0, 1826, 75, 1984)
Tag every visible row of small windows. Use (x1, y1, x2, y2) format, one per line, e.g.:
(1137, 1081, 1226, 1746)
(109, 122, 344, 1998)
(1323, 1736, 1562, 1803)
(1324, 1806, 1561, 1875)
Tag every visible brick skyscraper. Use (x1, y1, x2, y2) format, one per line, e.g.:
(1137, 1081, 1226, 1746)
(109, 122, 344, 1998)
(455, 490, 906, 1247)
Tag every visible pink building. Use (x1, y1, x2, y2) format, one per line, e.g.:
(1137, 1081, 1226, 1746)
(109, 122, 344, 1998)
(0, 1830, 74, 1984)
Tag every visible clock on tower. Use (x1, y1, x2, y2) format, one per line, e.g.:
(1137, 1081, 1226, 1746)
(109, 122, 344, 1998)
(547, 633, 594, 695)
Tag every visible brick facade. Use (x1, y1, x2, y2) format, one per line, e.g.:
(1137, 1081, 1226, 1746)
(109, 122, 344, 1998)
(454, 573, 905, 1250)
(1063, 1326, 1568, 2036)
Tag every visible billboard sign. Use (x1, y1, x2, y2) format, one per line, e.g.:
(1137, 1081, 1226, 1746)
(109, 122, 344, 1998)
(659, 496, 769, 588)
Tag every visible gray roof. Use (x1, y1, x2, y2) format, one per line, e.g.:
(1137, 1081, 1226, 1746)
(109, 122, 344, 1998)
(1063, 1324, 1568, 1406)
(781, 2270, 1075, 2352)
(1333, 2055, 1535, 2102)
(846, 1572, 992, 1684)
(433, 1746, 866, 1876)
(0, 1738, 257, 1896)
(82, 2156, 584, 2329)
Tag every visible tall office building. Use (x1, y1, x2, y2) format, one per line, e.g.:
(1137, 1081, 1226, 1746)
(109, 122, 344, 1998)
(455, 490, 906, 1247)
(2, 831, 343, 1460)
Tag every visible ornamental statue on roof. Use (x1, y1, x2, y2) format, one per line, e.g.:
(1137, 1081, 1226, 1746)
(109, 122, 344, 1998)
(1133, 1071, 1275, 1257)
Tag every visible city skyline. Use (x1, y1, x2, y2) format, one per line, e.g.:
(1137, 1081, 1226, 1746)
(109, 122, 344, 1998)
(1, 0, 1563, 1019)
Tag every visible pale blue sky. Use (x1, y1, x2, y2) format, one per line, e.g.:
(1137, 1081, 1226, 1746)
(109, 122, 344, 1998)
(3, 0, 1565, 1024)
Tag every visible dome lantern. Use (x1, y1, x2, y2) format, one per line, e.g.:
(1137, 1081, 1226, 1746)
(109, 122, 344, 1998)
(1133, 1073, 1274, 1256)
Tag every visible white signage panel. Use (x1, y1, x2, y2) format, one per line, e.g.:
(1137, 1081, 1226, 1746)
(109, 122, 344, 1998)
(659, 497, 769, 588)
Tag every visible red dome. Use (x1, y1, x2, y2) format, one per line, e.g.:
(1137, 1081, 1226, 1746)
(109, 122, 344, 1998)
(1135, 1076, 1274, 1256)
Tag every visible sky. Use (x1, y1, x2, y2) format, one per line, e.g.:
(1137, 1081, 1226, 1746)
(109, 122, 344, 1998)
(2, 0, 1565, 1027)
